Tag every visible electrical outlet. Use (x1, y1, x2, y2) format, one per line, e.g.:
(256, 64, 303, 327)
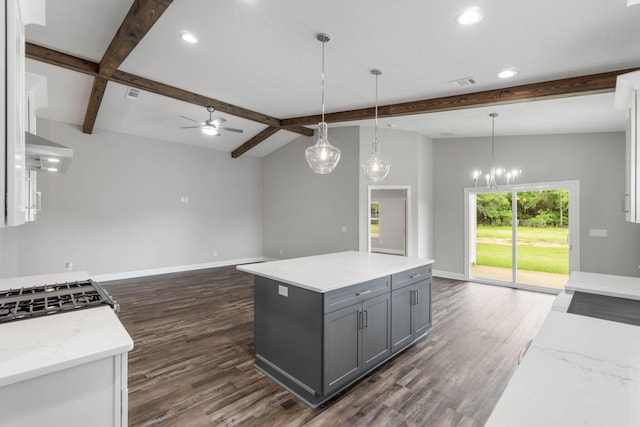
(65, 262, 73, 271)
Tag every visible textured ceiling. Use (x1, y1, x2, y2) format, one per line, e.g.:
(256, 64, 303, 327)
(25, 0, 640, 156)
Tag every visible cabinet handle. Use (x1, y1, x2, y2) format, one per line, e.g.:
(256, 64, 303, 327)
(357, 311, 363, 329)
(356, 290, 370, 296)
(415, 289, 419, 305)
(410, 273, 421, 279)
(363, 310, 368, 328)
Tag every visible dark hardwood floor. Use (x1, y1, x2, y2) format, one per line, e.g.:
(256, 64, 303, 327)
(103, 266, 554, 427)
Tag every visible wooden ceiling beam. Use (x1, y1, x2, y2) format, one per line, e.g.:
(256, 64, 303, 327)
(281, 67, 640, 127)
(82, 0, 174, 134)
(99, 0, 173, 77)
(231, 126, 280, 158)
(25, 43, 313, 138)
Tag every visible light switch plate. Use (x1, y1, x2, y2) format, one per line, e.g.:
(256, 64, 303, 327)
(278, 285, 288, 297)
(589, 229, 608, 237)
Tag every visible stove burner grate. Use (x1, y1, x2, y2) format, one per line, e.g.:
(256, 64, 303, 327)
(0, 280, 118, 323)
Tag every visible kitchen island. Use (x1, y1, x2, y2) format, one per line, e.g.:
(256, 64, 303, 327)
(238, 251, 434, 407)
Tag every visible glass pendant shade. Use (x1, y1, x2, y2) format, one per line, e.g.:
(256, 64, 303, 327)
(305, 122, 341, 174)
(306, 33, 340, 174)
(362, 142, 390, 182)
(362, 69, 390, 182)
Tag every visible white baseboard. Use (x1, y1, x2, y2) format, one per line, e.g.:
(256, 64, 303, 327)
(433, 270, 465, 280)
(92, 257, 266, 283)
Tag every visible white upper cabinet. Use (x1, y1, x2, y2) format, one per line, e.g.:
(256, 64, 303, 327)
(615, 71, 640, 223)
(2, 0, 46, 227)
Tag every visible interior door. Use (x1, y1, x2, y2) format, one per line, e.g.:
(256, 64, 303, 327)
(369, 188, 407, 256)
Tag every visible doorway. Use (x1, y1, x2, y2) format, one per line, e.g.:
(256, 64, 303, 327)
(465, 181, 580, 292)
(368, 187, 409, 256)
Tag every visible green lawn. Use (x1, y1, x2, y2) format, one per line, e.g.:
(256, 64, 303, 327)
(476, 225, 569, 274)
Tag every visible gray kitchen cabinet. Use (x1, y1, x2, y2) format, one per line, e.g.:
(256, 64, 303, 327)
(391, 266, 432, 353)
(323, 292, 391, 394)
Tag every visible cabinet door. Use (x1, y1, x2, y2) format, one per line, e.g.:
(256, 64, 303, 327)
(361, 293, 391, 370)
(391, 285, 413, 353)
(323, 304, 361, 394)
(412, 279, 432, 337)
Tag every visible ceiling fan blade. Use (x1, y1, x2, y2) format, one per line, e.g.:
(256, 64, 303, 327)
(218, 126, 244, 134)
(181, 126, 203, 129)
(211, 117, 227, 126)
(179, 115, 205, 125)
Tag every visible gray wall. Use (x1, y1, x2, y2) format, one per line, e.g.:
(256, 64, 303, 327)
(358, 127, 434, 258)
(0, 119, 263, 278)
(262, 126, 359, 259)
(434, 132, 640, 277)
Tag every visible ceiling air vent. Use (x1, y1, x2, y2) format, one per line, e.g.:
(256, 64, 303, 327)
(447, 77, 478, 88)
(124, 87, 140, 100)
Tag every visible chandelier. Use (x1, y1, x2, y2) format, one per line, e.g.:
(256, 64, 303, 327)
(305, 33, 341, 174)
(472, 113, 521, 188)
(361, 69, 391, 182)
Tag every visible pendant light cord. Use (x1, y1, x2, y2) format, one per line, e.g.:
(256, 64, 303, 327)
(374, 72, 379, 151)
(321, 39, 326, 123)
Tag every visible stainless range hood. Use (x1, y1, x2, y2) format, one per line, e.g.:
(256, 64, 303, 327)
(25, 132, 73, 173)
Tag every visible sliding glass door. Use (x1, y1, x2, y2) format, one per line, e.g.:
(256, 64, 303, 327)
(466, 181, 579, 292)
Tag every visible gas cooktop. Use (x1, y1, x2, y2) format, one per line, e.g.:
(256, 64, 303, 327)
(0, 279, 119, 323)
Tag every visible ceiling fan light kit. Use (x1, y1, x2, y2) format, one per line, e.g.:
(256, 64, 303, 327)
(362, 69, 391, 182)
(180, 106, 244, 137)
(305, 33, 341, 175)
(472, 113, 522, 188)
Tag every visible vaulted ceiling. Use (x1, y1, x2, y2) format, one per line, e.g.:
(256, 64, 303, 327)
(25, 0, 640, 157)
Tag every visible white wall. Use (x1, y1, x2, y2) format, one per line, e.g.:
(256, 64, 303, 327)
(433, 132, 640, 278)
(358, 127, 434, 259)
(262, 126, 360, 259)
(0, 119, 264, 278)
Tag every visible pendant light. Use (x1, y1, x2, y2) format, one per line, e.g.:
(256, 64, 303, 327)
(305, 33, 341, 174)
(361, 69, 391, 182)
(472, 113, 521, 188)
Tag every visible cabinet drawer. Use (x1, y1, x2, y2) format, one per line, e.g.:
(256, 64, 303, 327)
(324, 276, 390, 314)
(391, 265, 431, 290)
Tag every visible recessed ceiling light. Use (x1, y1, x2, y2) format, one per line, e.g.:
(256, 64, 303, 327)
(456, 7, 483, 25)
(46, 158, 60, 163)
(181, 32, 198, 44)
(498, 68, 518, 79)
(47, 167, 58, 172)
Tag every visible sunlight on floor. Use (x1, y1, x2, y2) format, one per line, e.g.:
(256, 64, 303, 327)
(470, 264, 567, 291)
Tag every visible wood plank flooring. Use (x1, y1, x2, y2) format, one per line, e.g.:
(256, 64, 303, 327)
(103, 266, 554, 427)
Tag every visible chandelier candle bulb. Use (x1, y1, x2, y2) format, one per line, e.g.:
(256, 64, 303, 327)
(472, 113, 522, 188)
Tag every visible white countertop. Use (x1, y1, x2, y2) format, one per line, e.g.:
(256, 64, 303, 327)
(486, 310, 640, 426)
(565, 271, 640, 301)
(0, 271, 133, 388)
(0, 270, 91, 291)
(237, 251, 434, 293)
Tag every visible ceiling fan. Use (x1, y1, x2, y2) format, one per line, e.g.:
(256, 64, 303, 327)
(180, 106, 244, 136)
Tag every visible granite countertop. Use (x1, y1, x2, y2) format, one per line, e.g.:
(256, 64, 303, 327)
(485, 310, 640, 427)
(565, 271, 640, 301)
(0, 271, 133, 388)
(237, 251, 435, 293)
